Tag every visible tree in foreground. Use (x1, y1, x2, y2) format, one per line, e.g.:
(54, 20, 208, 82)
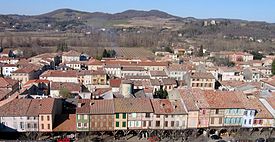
(59, 87, 73, 98)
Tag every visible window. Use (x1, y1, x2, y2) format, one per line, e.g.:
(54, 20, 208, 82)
(84, 115, 88, 120)
(219, 117, 222, 124)
(215, 109, 219, 114)
(122, 113, 126, 119)
(149, 121, 151, 127)
(145, 113, 150, 118)
(164, 121, 168, 127)
(176, 121, 179, 127)
(244, 111, 247, 116)
(165, 115, 168, 118)
(47, 116, 50, 121)
(259, 120, 263, 125)
(34, 123, 37, 128)
(210, 118, 214, 124)
(131, 113, 137, 118)
(156, 115, 160, 118)
(244, 119, 247, 124)
(41, 116, 44, 121)
(41, 124, 44, 129)
(77, 115, 80, 120)
(116, 113, 119, 119)
(116, 122, 119, 127)
(48, 124, 50, 129)
(27, 123, 30, 128)
(84, 123, 88, 128)
(250, 111, 254, 116)
(171, 121, 174, 127)
(143, 121, 147, 127)
(156, 121, 160, 127)
(20, 122, 24, 129)
(122, 122, 126, 127)
(202, 110, 206, 115)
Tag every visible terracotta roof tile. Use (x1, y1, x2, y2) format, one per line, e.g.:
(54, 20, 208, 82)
(151, 99, 187, 115)
(40, 70, 78, 78)
(51, 82, 81, 92)
(90, 100, 114, 114)
(114, 98, 153, 113)
(110, 79, 121, 87)
(53, 114, 76, 132)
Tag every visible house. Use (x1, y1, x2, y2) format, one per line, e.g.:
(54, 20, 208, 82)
(0, 77, 19, 101)
(114, 98, 153, 130)
(203, 91, 247, 127)
(149, 71, 168, 79)
(150, 99, 188, 130)
(0, 57, 19, 64)
(261, 76, 275, 92)
(259, 93, 275, 128)
(77, 70, 107, 91)
(165, 64, 189, 81)
(188, 72, 216, 90)
(65, 61, 88, 70)
(257, 66, 272, 78)
(62, 50, 82, 63)
(121, 66, 147, 78)
(20, 79, 50, 99)
(0, 98, 62, 132)
(243, 67, 261, 82)
(2, 64, 18, 77)
(249, 97, 274, 128)
(210, 51, 253, 62)
(76, 99, 91, 131)
(11, 66, 42, 86)
(92, 88, 113, 100)
(40, 70, 79, 83)
(38, 98, 62, 132)
(169, 89, 200, 129)
(218, 67, 244, 81)
(110, 79, 121, 93)
(104, 64, 122, 78)
(161, 78, 177, 91)
(30, 53, 61, 67)
(0, 99, 39, 132)
(50, 82, 81, 98)
(90, 100, 115, 131)
(0, 77, 19, 92)
(87, 59, 104, 70)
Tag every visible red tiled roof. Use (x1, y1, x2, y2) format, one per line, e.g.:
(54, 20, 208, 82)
(23, 79, 50, 87)
(114, 98, 153, 113)
(39, 98, 55, 114)
(0, 77, 18, 88)
(151, 99, 187, 115)
(191, 72, 215, 79)
(40, 70, 78, 78)
(51, 82, 81, 92)
(110, 79, 121, 87)
(203, 91, 245, 109)
(76, 99, 91, 114)
(53, 114, 76, 132)
(93, 88, 112, 96)
(11, 67, 35, 74)
(90, 100, 114, 114)
(63, 50, 81, 56)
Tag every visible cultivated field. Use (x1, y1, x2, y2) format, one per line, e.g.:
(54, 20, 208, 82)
(104, 47, 155, 58)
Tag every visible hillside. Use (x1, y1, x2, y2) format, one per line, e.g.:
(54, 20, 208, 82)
(0, 9, 275, 54)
